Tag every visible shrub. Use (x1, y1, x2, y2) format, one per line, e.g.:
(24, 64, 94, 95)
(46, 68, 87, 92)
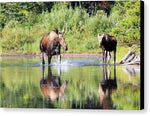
(1, 2, 139, 54)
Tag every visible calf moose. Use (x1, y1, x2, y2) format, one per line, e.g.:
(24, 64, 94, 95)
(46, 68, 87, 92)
(98, 33, 117, 64)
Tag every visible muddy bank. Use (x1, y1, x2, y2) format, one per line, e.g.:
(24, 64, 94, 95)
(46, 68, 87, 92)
(0, 53, 102, 58)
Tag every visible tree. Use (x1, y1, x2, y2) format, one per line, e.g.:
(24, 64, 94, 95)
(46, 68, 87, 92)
(0, 2, 54, 28)
(111, 1, 141, 45)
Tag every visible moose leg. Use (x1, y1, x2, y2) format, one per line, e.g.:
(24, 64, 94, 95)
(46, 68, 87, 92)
(114, 63, 116, 80)
(41, 64, 45, 79)
(57, 65, 61, 77)
(107, 65, 110, 79)
(103, 63, 107, 80)
(107, 52, 111, 64)
(102, 49, 105, 63)
(114, 50, 116, 65)
(106, 51, 108, 64)
(103, 50, 107, 64)
(57, 54, 61, 64)
(48, 54, 52, 65)
(42, 52, 45, 64)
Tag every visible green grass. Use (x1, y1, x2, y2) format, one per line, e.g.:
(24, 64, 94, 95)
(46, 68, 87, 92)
(116, 46, 131, 62)
(1, 59, 140, 109)
(116, 45, 140, 62)
(1, 4, 114, 54)
(1, 3, 140, 56)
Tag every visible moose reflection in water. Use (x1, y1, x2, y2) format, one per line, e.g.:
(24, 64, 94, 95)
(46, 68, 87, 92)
(40, 65, 68, 102)
(40, 28, 68, 65)
(99, 64, 117, 109)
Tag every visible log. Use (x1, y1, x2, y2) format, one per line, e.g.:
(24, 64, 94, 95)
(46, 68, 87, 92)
(119, 50, 134, 64)
(119, 50, 140, 65)
(125, 53, 135, 63)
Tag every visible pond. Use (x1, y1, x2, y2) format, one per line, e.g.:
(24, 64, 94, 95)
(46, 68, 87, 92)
(0, 56, 140, 110)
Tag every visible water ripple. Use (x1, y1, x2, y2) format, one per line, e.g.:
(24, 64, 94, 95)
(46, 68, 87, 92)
(9, 58, 118, 67)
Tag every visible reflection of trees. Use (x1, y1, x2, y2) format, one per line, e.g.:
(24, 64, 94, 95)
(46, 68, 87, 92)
(62, 67, 102, 109)
(1, 58, 140, 109)
(60, 65, 118, 109)
(0, 77, 55, 108)
(0, 65, 51, 108)
(40, 65, 68, 102)
(99, 64, 117, 109)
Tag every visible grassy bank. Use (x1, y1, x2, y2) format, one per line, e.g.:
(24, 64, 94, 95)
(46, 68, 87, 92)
(0, 2, 120, 54)
(0, 45, 140, 63)
(1, 2, 141, 58)
(1, 7, 113, 54)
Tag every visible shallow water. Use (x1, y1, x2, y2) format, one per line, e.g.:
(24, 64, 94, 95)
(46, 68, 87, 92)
(0, 57, 140, 109)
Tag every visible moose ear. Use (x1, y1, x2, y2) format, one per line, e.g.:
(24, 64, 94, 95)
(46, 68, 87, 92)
(56, 29, 59, 34)
(62, 28, 66, 34)
(105, 34, 109, 41)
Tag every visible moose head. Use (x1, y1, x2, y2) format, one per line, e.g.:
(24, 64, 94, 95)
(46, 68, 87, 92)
(58, 28, 68, 51)
(97, 33, 109, 48)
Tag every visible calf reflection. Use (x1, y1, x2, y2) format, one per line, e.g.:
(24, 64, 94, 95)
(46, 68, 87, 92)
(40, 65, 68, 102)
(99, 64, 117, 109)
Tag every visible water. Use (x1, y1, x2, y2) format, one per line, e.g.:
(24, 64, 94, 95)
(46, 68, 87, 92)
(0, 57, 140, 109)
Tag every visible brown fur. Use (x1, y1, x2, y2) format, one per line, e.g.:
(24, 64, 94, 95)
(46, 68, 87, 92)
(41, 31, 59, 53)
(41, 81, 67, 101)
(40, 66, 68, 102)
(40, 28, 67, 64)
(98, 33, 117, 64)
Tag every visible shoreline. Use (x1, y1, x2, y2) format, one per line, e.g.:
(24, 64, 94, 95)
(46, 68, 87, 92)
(0, 53, 141, 65)
(0, 53, 103, 58)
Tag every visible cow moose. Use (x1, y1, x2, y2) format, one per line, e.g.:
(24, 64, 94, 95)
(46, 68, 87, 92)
(40, 65, 68, 102)
(98, 33, 117, 64)
(40, 28, 68, 65)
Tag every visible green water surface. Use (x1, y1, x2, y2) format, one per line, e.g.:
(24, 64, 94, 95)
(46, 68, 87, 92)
(0, 57, 140, 109)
